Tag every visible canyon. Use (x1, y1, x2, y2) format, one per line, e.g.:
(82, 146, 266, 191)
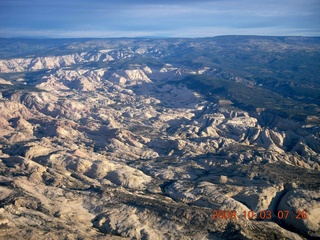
(0, 36, 319, 239)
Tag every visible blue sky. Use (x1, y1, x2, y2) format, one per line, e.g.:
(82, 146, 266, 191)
(0, 0, 319, 38)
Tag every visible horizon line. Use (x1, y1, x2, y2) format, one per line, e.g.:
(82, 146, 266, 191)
(1, 34, 320, 40)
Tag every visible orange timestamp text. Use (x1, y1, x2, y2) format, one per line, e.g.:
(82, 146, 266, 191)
(211, 209, 308, 220)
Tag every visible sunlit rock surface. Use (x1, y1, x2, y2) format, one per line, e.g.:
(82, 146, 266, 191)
(0, 36, 319, 239)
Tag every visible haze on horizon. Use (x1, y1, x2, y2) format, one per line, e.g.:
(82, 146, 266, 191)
(0, 0, 319, 38)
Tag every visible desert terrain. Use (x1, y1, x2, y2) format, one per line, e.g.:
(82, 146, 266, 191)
(0, 36, 319, 239)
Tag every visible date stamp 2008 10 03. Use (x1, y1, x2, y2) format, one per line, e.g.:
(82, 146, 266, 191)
(211, 209, 308, 220)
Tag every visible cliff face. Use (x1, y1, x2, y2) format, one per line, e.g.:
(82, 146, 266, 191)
(0, 37, 319, 239)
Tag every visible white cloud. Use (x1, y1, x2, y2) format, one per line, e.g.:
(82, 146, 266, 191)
(0, 0, 319, 37)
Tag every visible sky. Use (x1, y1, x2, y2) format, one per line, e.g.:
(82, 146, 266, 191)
(0, 0, 319, 38)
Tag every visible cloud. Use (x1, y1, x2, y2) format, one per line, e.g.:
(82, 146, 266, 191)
(0, 0, 319, 37)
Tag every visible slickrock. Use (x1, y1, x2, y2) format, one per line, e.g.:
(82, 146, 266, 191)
(0, 37, 319, 239)
(278, 189, 320, 237)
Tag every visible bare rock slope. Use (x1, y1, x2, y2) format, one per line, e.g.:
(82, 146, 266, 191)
(0, 37, 319, 239)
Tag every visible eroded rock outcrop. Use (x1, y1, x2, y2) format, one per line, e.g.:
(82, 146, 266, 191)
(0, 38, 319, 240)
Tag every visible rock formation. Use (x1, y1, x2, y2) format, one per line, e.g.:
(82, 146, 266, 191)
(0, 37, 319, 239)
